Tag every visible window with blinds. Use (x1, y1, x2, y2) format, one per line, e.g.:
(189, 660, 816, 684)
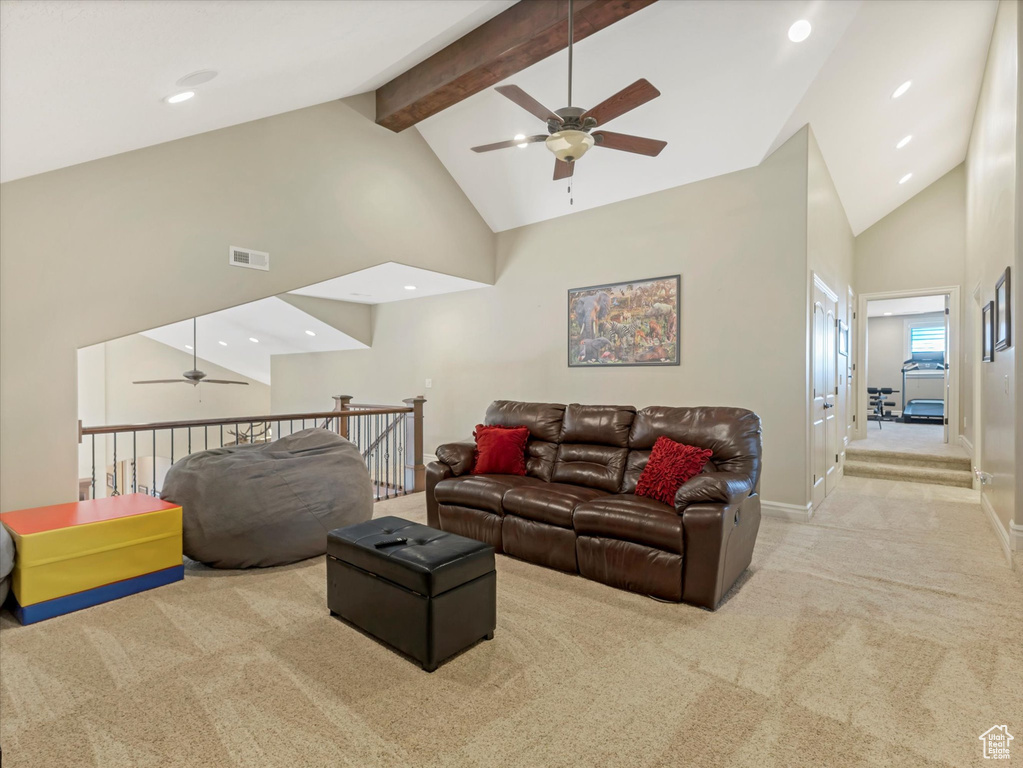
(910, 325, 945, 353)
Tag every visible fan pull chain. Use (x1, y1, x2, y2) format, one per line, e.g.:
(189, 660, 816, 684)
(568, 182, 573, 206)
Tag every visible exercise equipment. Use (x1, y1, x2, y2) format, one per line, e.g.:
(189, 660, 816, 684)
(901, 351, 946, 424)
(867, 387, 899, 429)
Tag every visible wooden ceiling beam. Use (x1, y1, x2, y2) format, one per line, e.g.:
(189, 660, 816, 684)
(375, 0, 658, 132)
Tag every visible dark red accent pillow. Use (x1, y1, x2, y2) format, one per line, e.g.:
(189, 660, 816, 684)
(635, 436, 713, 506)
(471, 424, 529, 475)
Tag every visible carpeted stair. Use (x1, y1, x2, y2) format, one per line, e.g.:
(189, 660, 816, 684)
(845, 446, 973, 488)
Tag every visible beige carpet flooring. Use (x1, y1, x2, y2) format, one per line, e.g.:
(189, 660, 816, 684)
(853, 421, 969, 458)
(2, 477, 1021, 767)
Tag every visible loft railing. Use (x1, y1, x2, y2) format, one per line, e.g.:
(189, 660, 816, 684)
(79, 395, 426, 503)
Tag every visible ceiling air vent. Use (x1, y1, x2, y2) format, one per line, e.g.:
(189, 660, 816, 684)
(229, 246, 269, 271)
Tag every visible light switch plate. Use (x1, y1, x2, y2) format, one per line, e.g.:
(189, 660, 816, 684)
(425, 378, 433, 389)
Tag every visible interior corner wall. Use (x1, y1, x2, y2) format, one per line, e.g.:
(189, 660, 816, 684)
(0, 98, 495, 512)
(806, 128, 856, 487)
(964, 0, 1018, 536)
(272, 129, 813, 508)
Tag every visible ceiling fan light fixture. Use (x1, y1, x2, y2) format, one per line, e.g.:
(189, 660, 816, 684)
(546, 130, 594, 163)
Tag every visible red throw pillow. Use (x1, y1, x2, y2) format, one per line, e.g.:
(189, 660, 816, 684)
(471, 424, 530, 475)
(635, 436, 713, 506)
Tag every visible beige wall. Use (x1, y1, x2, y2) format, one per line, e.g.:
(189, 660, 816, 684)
(963, 0, 1018, 536)
(806, 128, 856, 480)
(272, 129, 813, 508)
(0, 96, 494, 511)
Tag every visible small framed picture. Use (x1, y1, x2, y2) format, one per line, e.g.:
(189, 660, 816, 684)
(982, 301, 994, 362)
(838, 320, 849, 356)
(994, 267, 1011, 351)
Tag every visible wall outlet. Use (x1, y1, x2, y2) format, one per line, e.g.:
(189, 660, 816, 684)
(425, 378, 433, 389)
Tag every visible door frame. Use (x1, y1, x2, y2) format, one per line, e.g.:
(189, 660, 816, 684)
(854, 285, 961, 442)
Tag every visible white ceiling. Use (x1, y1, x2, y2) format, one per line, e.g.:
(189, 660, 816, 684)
(290, 263, 489, 305)
(417, 0, 862, 232)
(770, 0, 998, 234)
(867, 295, 946, 317)
(140, 297, 366, 385)
(0, 0, 512, 182)
(0, 0, 999, 237)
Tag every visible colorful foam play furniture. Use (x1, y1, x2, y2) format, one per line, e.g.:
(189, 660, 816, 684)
(0, 494, 183, 624)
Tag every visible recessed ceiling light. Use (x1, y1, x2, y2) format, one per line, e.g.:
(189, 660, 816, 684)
(884, 312, 893, 316)
(514, 133, 529, 149)
(896, 135, 913, 149)
(788, 20, 811, 43)
(305, 330, 316, 337)
(404, 285, 417, 291)
(892, 80, 912, 99)
(176, 70, 218, 88)
(185, 345, 193, 350)
(218, 340, 227, 346)
(249, 337, 259, 343)
(164, 91, 195, 104)
(899, 173, 913, 185)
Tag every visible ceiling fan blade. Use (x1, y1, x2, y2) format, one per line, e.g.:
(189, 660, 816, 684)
(471, 135, 548, 153)
(582, 79, 660, 127)
(553, 159, 574, 181)
(495, 85, 564, 124)
(202, 379, 250, 385)
(133, 379, 193, 384)
(593, 131, 667, 157)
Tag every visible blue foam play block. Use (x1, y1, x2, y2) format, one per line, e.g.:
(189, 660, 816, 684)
(13, 565, 184, 625)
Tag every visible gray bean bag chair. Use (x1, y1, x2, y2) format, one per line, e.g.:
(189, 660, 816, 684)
(1, 522, 14, 606)
(162, 428, 373, 568)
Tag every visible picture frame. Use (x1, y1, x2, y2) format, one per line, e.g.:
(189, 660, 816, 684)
(568, 275, 680, 367)
(982, 301, 994, 362)
(994, 266, 1011, 351)
(838, 320, 849, 357)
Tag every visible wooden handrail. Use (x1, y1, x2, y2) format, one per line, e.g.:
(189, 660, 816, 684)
(81, 406, 413, 436)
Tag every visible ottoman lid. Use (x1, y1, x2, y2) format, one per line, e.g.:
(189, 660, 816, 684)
(328, 516, 495, 597)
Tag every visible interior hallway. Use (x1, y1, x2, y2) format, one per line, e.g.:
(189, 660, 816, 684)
(852, 421, 969, 459)
(1, 476, 1019, 768)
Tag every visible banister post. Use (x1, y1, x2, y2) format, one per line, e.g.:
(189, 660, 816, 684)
(333, 395, 352, 439)
(403, 396, 426, 493)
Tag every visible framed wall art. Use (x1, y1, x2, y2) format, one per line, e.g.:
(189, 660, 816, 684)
(982, 300, 994, 362)
(994, 266, 1011, 351)
(568, 275, 680, 367)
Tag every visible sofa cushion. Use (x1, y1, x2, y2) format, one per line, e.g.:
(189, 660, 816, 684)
(524, 440, 559, 482)
(433, 474, 546, 515)
(503, 483, 607, 527)
(472, 424, 529, 475)
(635, 437, 713, 505)
(629, 406, 762, 490)
(486, 401, 566, 442)
(559, 404, 635, 447)
(551, 443, 628, 493)
(573, 495, 683, 554)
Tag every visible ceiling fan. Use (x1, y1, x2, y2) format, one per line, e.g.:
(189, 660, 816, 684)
(470, 0, 666, 180)
(134, 318, 249, 387)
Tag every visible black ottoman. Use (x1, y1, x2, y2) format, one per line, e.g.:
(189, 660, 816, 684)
(327, 516, 496, 672)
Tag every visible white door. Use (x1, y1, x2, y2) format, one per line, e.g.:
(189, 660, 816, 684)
(943, 295, 950, 444)
(812, 277, 839, 509)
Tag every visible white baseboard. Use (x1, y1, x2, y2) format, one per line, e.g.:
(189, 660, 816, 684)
(762, 499, 814, 523)
(981, 493, 1012, 565)
(1010, 520, 1023, 553)
(958, 434, 974, 459)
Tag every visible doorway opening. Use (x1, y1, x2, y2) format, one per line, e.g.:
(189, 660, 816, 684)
(855, 287, 962, 455)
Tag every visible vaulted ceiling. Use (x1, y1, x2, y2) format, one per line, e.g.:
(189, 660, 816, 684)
(1, 0, 998, 237)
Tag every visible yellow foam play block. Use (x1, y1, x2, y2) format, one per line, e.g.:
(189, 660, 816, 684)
(1, 495, 183, 607)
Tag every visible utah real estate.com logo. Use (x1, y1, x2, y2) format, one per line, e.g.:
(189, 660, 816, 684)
(979, 725, 1013, 760)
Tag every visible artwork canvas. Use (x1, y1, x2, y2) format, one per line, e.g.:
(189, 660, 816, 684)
(994, 266, 1011, 351)
(568, 275, 679, 366)
(982, 301, 994, 362)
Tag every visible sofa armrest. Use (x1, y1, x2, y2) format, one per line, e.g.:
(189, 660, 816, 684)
(425, 461, 453, 529)
(680, 494, 761, 610)
(674, 472, 753, 511)
(435, 441, 476, 476)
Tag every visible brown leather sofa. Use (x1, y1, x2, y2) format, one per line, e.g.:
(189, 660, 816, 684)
(426, 401, 762, 610)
